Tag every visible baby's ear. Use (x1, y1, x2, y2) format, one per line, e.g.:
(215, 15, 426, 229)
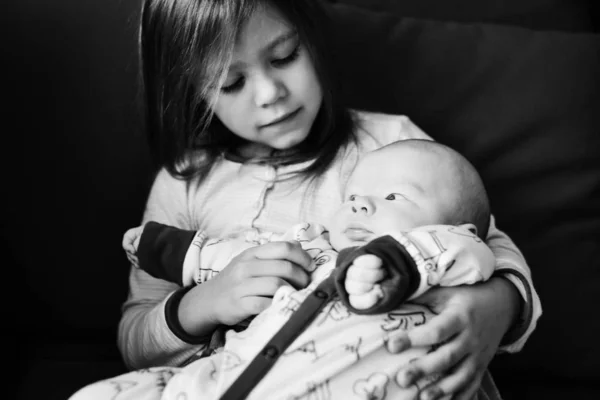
(458, 223, 478, 236)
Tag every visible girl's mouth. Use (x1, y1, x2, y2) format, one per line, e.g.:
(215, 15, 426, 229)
(260, 107, 302, 128)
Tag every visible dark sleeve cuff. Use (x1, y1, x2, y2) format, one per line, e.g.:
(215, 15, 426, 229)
(494, 269, 534, 346)
(137, 221, 197, 286)
(333, 235, 421, 315)
(164, 287, 214, 345)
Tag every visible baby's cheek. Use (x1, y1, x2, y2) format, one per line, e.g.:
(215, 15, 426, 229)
(328, 229, 344, 251)
(328, 216, 348, 249)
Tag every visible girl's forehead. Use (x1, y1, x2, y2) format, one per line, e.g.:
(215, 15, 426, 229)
(234, 4, 294, 56)
(201, 3, 296, 88)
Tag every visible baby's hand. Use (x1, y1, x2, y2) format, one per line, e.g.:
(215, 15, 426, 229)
(122, 225, 144, 268)
(344, 254, 386, 309)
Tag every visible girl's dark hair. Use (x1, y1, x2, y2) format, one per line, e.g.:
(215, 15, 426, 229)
(139, 0, 356, 182)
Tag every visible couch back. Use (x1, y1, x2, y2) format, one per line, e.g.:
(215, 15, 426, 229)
(5, 0, 150, 345)
(337, 0, 597, 31)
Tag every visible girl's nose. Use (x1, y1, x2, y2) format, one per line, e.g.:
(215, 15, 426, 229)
(254, 72, 286, 107)
(351, 196, 374, 215)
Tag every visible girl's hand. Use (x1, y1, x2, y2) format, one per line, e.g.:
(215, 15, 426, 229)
(180, 241, 312, 333)
(387, 277, 521, 400)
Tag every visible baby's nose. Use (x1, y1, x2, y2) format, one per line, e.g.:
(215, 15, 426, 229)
(351, 196, 373, 215)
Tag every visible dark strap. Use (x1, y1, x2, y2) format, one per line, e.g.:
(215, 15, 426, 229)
(218, 276, 338, 400)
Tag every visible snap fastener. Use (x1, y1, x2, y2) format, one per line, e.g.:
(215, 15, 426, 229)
(263, 345, 279, 359)
(314, 290, 328, 299)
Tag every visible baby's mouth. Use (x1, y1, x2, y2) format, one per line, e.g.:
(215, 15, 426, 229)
(343, 226, 373, 242)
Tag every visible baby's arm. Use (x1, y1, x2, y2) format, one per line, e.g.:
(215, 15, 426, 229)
(123, 222, 202, 286)
(123, 221, 331, 288)
(335, 224, 496, 314)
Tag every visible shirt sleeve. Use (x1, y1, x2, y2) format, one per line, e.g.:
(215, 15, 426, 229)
(134, 221, 198, 286)
(486, 215, 542, 353)
(401, 224, 496, 300)
(118, 168, 208, 369)
(333, 224, 495, 314)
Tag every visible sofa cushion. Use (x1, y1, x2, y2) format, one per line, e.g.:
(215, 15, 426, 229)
(4, 0, 150, 341)
(329, 0, 596, 31)
(18, 350, 127, 400)
(324, 1, 600, 384)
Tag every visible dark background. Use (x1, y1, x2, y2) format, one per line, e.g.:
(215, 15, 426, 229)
(4, 0, 599, 399)
(4, 1, 150, 396)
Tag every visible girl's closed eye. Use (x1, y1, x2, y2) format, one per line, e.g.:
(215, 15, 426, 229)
(220, 45, 301, 94)
(221, 76, 245, 94)
(271, 45, 301, 68)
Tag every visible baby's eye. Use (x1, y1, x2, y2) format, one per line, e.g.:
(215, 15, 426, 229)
(385, 193, 405, 201)
(348, 194, 356, 201)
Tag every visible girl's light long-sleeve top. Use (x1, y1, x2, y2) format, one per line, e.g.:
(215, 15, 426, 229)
(118, 110, 542, 369)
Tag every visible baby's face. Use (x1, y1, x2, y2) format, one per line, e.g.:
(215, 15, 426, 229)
(329, 144, 457, 250)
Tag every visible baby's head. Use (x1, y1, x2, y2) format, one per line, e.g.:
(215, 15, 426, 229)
(329, 139, 490, 250)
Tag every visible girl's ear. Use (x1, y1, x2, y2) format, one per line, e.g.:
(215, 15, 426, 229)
(458, 222, 478, 236)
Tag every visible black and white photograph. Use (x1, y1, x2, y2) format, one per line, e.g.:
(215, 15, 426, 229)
(5, 1, 600, 399)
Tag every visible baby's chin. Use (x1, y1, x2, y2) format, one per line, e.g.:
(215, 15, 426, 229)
(329, 232, 370, 251)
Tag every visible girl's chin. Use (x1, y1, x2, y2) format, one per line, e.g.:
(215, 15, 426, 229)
(271, 129, 310, 149)
(238, 130, 309, 158)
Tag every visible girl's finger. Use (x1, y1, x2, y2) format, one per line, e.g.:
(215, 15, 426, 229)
(240, 296, 273, 316)
(253, 260, 310, 289)
(388, 310, 463, 353)
(395, 333, 468, 387)
(415, 356, 478, 400)
(240, 276, 292, 298)
(252, 241, 313, 269)
(254, 241, 312, 270)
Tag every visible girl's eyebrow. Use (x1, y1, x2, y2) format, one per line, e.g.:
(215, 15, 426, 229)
(229, 31, 298, 70)
(265, 30, 298, 52)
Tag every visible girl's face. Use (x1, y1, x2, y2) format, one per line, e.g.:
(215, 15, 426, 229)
(210, 4, 323, 157)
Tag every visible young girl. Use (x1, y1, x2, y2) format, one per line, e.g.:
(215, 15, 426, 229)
(113, 0, 541, 399)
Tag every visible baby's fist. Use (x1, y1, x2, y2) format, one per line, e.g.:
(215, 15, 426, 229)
(344, 254, 386, 309)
